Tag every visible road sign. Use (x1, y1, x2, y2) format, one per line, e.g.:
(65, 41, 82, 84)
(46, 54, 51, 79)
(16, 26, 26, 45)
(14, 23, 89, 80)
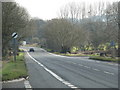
(12, 32, 18, 38)
(12, 32, 18, 62)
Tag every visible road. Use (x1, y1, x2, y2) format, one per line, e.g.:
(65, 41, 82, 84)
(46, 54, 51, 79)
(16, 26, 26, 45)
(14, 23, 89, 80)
(22, 46, 118, 89)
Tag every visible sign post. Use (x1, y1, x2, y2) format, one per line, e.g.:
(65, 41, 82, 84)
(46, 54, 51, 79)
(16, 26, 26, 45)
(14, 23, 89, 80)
(12, 32, 18, 62)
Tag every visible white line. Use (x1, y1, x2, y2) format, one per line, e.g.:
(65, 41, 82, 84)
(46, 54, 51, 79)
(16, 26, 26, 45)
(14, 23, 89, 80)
(96, 61, 100, 63)
(26, 51, 79, 89)
(107, 63, 118, 66)
(84, 66, 90, 69)
(71, 86, 78, 88)
(107, 63, 114, 65)
(24, 80, 32, 88)
(103, 71, 114, 75)
(72, 62, 76, 64)
(68, 84, 75, 87)
(92, 68, 100, 71)
(99, 61, 118, 66)
(78, 64, 83, 66)
(63, 81, 71, 85)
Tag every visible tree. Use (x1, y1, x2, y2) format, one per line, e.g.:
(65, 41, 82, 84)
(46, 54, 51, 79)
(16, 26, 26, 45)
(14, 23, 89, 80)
(2, 2, 29, 57)
(118, 1, 120, 57)
(44, 18, 86, 53)
(105, 2, 118, 43)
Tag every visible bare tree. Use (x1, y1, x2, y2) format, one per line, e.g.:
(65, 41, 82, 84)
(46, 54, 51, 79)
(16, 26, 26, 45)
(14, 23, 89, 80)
(44, 18, 86, 53)
(2, 2, 29, 57)
(118, 1, 120, 57)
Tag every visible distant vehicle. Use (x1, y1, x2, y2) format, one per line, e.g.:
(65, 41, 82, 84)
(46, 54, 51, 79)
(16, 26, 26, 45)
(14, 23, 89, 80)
(29, 48, 35, 52)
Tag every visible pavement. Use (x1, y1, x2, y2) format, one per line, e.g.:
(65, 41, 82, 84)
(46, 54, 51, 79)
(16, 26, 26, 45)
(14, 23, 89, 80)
(2, 76, 32, 90)
(2, 80, 25, 88)
(22, 46, 118, 89)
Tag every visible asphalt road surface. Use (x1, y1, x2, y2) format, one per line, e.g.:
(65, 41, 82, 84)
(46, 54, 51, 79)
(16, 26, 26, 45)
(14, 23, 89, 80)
(22, 46, 118, 89)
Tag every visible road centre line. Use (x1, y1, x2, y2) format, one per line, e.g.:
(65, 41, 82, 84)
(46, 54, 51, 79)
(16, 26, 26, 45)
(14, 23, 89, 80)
(68, 61, 115, 76)
(103, 71, 114, 75)
(92, 68, 100, 71)
(72, 62, 76, 64)
(84, 66, 90, 69)
(58, 59, 115, 76)
(78, 64, 83, 66)
(27, 51, 79, 89)
(63, 60, 115, 76)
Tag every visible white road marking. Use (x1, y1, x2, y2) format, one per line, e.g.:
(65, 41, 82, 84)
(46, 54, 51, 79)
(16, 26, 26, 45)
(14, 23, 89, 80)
(27, 51, 79, 89)
(78, 64, 83, 66)
(98, 61, 118, 66)
(84, 66, 90, 69)
(68, 84, 75, 87)
(71, 86, 78, 88)
(92, 68, 100, 71)
(63, 81, 71, 85)
(67, 61, 76, 64)
(107, 63, 114, 65)
(48, 53, 70, 58)
(103, 71, 114, 75)
(96, 61, 100, 63)
(24, 80, 32, 88)
(72, 62, 76, 64)
(107, 63, 118, 66)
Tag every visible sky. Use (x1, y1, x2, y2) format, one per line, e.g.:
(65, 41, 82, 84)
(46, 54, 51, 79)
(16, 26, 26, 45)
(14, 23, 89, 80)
(15, 0, 119, 20)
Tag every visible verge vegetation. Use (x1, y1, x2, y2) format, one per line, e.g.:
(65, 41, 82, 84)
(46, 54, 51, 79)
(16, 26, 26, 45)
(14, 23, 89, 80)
(2, 52, 28, 81)
(89, 56, 119, 63)
(45, 48, 119, 63)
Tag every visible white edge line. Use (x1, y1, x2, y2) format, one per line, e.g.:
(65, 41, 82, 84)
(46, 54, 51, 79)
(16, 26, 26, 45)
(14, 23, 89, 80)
(24, 80, 32, 88)
(26, 51, 79, 89)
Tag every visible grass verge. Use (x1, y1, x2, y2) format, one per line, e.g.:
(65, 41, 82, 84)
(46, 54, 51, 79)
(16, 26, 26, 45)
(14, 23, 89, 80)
(53, 52, 119, 63)
(43, 48, 119, 63)
(53, 52, 98, 57)
(2, 52, 28, 81)
(89, 56, 119, 63)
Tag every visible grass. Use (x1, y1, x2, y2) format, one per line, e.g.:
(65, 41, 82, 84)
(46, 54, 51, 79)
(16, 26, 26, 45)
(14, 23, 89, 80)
(89, 56, 119, 63)
(2, 52, 28, 81)
(53, 52, 119, 63)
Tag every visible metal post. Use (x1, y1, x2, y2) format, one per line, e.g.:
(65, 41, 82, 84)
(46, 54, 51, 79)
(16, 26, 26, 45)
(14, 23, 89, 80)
(12, 32, 18, 62)
(13, 38, 16, 62)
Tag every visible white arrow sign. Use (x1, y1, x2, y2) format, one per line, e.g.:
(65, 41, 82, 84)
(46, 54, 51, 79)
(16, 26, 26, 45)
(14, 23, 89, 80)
(12, 32, 18, 38)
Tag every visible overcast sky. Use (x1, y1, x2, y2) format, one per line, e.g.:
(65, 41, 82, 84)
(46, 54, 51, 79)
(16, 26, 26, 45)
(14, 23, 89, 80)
(15, 0, 118, 20)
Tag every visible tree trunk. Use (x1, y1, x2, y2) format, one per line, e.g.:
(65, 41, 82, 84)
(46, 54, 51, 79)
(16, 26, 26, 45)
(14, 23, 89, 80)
(118, 2, 120, 58)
